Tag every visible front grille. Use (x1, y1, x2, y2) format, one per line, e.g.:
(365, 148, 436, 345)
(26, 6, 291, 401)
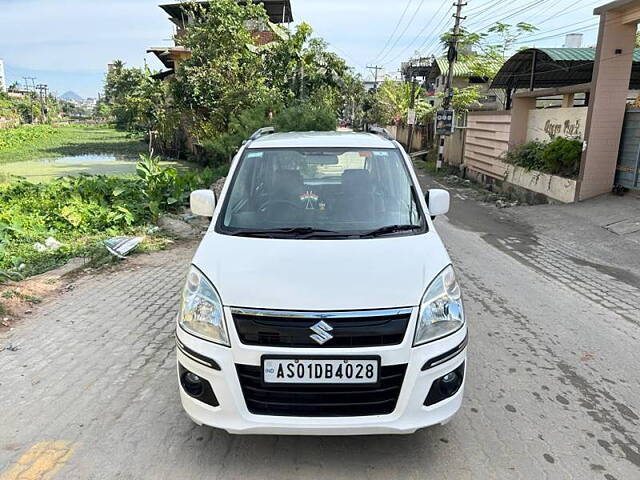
(236, 364, 407, 417)
(232, 308, 412, 348)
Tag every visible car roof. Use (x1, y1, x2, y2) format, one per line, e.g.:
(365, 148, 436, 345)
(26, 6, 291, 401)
(247, 131, 397, 149)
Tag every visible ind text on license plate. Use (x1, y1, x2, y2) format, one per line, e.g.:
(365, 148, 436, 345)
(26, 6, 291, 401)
(263, 358, 379, 384)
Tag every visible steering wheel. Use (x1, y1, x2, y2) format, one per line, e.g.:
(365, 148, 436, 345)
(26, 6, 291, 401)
(259, 199, 301, 212)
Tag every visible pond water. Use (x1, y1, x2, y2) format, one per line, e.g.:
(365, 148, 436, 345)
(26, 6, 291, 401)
(0, 154, 185, 183)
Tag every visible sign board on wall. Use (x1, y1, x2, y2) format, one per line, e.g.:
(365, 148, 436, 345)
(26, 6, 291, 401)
(526, 107, 588, 142)
(435, 109, 455, 136)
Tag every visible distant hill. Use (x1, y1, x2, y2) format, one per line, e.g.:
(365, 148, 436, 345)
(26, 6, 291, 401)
(60, 91, 83, 102)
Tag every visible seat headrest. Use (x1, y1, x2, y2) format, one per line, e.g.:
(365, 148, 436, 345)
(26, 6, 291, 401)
(274, 169, 303, 186)
(342, 169, 371, 189)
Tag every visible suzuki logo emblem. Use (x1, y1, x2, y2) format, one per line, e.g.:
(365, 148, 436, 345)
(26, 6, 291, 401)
(310, 321, 334, 345)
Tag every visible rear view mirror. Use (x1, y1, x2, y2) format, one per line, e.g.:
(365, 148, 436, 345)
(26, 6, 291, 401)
(426, 189, 450, 217)
(190, 190, 216, 217)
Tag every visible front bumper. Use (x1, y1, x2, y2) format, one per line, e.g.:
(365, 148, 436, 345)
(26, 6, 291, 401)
(176, 307, 467, 435)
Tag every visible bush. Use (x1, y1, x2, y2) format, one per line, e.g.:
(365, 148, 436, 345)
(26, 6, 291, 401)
(541, 137, 582, 178)
(199, 100, 337, 166)
(0, 125, 59, 151)
(503, 138, 582, 179)
(136, 154, 225, 220)
(503, 141, 546, 171)
(0, 160, 226, 278)
(199, 102, 276, 165)
(274, 101, 337, 132)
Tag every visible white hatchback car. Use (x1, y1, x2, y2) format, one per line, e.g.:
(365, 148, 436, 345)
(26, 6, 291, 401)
(176, 128, 467, 435)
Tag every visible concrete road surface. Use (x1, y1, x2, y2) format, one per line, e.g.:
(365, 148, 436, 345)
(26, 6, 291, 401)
(1, 172, 639, 480)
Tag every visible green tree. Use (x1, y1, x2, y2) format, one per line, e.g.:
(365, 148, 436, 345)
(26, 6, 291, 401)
(367, 79, 434, 126)
(487, 22, 538, 58)
(102, 61, 168, 132)
(439, 22, 538, 79)
(171, 0, 269, 134)
(257, 22, 362, 116)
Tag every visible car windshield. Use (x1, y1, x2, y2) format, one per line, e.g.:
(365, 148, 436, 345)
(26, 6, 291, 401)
(216, 147, 425, 238)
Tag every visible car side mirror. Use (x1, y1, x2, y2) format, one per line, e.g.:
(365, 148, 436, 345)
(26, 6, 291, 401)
(190, 190, 216, 217)
(426, 189, 450, 217)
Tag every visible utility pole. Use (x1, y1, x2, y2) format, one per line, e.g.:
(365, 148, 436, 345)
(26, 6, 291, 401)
(437, 0, 466, 171)
(406, 67, 418, 154)
(23, 76, 37, 123)
(366, 65, 383, 90)
(36, 84, 49, 122)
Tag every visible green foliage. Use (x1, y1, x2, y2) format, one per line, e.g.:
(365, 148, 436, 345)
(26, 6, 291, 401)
(487, 22, 538, 58)
(438, 22, 538, 80)
(0, 124, 147, 164)
(101, 3, 364, 160)
(274, 100, 337, 132)
(503, 141, 546, 171)
(200, 102, 275, 164)
(172, 0, 269, 130)
(103, 62, 167, 132)
(0, 160, 226, 279)
(0, 92, 21, 125)
(541, 137, 583, 178)
(199, 99, 337, 165)
(0, 125, 58, 151)
(503, 138, 582, 178)
(0, 90, 73, 125)
(365, 79, 436, 126)
(444, 86, 483, 113)
(136, 154, 222, 220)
(368, 79, 413, 125)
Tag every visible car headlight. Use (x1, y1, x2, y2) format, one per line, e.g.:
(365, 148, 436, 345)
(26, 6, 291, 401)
(414, 265, 465, 346)
(179, 266, 229, 346)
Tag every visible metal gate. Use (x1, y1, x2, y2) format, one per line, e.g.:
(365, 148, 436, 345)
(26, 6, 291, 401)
(616, 108, 640, 189)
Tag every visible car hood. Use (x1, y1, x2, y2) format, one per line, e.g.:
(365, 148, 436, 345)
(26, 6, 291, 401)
(191, 232, 451, 311)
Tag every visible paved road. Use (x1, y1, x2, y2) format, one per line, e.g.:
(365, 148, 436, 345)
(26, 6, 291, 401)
(1, 175, 639, 480)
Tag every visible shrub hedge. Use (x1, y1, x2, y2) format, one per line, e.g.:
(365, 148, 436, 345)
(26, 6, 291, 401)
(503, 137, 583, 179)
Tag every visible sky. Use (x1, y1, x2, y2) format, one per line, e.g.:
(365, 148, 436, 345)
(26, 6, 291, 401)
(0, 0, 606, 99)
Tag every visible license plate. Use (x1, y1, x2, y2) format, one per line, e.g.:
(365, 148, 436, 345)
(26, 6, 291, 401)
(262, 358, 379, 384)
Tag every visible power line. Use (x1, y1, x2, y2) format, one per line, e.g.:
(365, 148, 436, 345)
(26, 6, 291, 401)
(465, 0, 509, 14)
(479, 16, 597, 46)
(511, 11, 626, 45)
(329, 43, 367, 70)
(534, 0, 603, 26)
(369, 0, 414, 64)
(468, 0, 556, 31)
(514, 24, 599, 45)
(376, 0, 430, 64)
(416, 10, 455, 58)
(409, 2, 453, 57)
(514, 17, 597, 41)
(384, 2, 453, 66)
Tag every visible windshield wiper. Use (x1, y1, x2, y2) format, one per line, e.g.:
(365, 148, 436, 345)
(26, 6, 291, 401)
(228, 227, 343, 238)
(360, 224, 422, 238)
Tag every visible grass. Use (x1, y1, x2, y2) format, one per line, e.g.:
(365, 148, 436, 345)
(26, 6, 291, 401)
(0, 124, 148, 164)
